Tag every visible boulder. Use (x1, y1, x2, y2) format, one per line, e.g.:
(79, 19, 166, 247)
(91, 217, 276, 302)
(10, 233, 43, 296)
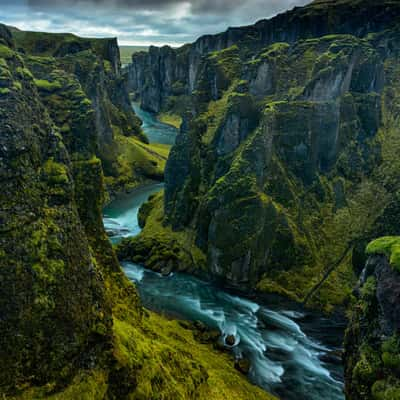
(225, 335, 236, 347)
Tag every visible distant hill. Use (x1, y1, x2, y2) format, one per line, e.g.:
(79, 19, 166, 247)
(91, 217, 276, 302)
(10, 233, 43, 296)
(119, 45, 148, 65)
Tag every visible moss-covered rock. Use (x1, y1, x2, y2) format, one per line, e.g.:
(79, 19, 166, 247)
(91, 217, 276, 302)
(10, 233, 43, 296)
(12, 28, 163, 197)
(0, 32, 112, 393)
(344, 250, 400, 399)
(127, 0, 400, 114)
(118, 191, 207, 274)
(367, 237, 400, 273)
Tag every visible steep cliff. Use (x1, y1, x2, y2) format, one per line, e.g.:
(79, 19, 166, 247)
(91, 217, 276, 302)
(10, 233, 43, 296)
(0, 25, 114, 393)
(119, 0, 400, 312)
(126, 0, 400, 114)
(12, 28, 168, 197)
(344, 238, 400, 399)
(0, 25, 275, 400)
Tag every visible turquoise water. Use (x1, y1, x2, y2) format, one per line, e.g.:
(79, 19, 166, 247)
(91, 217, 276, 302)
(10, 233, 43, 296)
(123, 262, 345, 400)
(102, 110, 345, 400)
(132, 103, 178, 145)
(103, 183, 163, 244)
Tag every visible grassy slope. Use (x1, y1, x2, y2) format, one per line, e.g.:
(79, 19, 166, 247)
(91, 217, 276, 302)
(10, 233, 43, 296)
(104, 133, 170, 194)
(10, 311, 274, 400)
(157, 112, 182, 129)
(112, 312, 275, 400)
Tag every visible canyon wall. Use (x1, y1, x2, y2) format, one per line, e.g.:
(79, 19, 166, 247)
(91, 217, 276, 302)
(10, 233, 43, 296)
(126, 0, 400, 113)
(120, 0, 400, 313)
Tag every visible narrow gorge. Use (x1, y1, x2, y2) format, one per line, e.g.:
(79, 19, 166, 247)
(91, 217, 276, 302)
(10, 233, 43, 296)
(1, 0, 400, 399)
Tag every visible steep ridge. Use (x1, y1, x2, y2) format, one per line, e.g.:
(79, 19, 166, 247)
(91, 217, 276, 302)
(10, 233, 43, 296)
(0, 25, 274, 400)
(0, 24, 115, 392)
(119, 0, 400, 314)
(126, 0, 400, 113)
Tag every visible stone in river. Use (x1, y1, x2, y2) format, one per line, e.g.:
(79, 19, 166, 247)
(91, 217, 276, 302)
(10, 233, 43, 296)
(225, 334, 236, 346)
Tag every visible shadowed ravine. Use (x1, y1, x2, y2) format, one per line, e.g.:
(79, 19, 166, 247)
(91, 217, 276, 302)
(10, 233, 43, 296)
(103, 106, 345, 400)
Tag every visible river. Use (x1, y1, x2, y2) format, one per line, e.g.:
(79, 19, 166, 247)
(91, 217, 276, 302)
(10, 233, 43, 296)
(132, 102, 178, 146)
(103, 105, 345, 400)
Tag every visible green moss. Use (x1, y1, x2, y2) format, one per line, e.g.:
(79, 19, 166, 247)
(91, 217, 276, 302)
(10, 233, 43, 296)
(372, 379, 400, 400)
(111, 311, 275, 400)
(0, 65, 11, 79)
(260, 42, 290, 58)
(0, 87, 10, 95)
(200, 85, 236, 145)
(103, 60, 112, 73)
(208, 45, 241, 86)
(104, 133, 169, 194)
(9, 370, 109, 400)
(13, 82, 22, 91)
(157, 112, 182, 129)
(43, 159, 69, 185)
(0, 44, 14, 59)
(34, 79, 62, 92)
(118, 191, 207, 273)
(360, 276, 377, 300)
(32, 260, 65, 285)
(80, 97, 92, 107)
(16, 66, 33, 80)
(381, 335, 400, 372)
(352, 347, 382, 394)
(366, 237, 400, 272)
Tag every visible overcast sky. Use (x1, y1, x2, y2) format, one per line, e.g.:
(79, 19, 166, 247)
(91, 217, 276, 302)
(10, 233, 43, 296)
(1, 0, 309, 46)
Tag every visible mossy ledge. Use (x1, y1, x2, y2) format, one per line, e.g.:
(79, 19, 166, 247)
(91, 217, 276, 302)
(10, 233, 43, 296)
(366, 237, 400, 273)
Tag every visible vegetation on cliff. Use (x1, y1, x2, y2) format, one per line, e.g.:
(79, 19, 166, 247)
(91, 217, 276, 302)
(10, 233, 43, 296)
(12, 27, 167, 197)
(344, 248, 400, 399)
(121, 5, 400, 397)
(367, 237, 400, 273)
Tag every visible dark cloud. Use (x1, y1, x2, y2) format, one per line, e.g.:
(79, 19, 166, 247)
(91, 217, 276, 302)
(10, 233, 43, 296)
(27, 0, 181, 11)
(3, 0, 309, 45)
(27, 0, 307, 15)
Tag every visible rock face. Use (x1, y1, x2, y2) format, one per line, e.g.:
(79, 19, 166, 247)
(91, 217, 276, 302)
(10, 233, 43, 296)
(0, 25, 115, 391)
(126, 0, 400, 113)
(344, 254, 400, 399)
(120, 0, 400, 312)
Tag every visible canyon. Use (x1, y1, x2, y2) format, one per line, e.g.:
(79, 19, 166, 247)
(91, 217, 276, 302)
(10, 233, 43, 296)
(1, 0, 400, 398)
